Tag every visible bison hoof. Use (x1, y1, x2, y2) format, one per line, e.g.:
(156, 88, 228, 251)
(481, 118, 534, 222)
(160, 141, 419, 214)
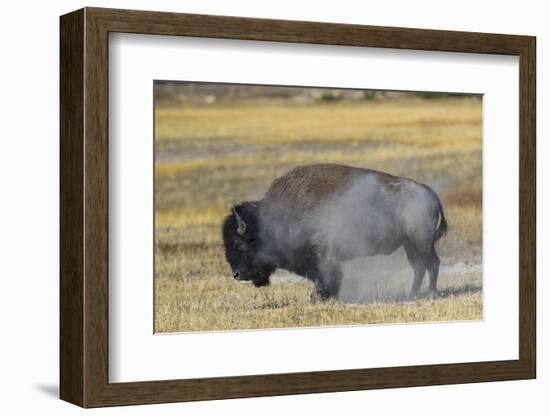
(310, 291, 321, 303)
(428, 290, 439, 301)
(311, 290, 333, 303)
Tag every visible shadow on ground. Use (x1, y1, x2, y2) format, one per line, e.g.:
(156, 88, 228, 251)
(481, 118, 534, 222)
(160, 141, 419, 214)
(35, 384, 58, 399)
(439, 283, 482, 298)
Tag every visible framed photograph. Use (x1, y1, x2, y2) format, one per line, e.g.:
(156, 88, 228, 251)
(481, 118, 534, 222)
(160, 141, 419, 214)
(60, 7, 536, 408)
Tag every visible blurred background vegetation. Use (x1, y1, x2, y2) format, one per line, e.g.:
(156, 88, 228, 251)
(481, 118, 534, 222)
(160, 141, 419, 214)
(155, 81, 473, 106)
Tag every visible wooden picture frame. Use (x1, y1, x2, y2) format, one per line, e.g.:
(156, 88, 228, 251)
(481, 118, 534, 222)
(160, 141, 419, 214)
(60, 7, 536, 408)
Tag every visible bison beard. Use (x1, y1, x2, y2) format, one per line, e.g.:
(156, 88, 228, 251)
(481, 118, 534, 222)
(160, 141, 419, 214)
(222, 164, 447, 302)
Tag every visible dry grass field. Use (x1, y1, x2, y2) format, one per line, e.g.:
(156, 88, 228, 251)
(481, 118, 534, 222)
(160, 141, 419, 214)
(154, 87, 482, 333)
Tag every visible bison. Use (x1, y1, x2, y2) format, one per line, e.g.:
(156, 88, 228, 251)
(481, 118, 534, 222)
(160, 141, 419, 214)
(222, 164, 447, 301)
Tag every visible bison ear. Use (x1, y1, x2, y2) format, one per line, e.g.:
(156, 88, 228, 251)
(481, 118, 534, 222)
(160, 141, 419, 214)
(232, 206, 247, 236)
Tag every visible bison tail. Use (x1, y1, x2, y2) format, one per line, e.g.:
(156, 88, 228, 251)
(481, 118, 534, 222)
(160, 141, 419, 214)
(434, 204, 448, 240)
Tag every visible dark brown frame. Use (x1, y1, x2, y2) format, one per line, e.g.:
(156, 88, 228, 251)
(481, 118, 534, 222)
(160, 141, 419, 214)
(60, 7, 536, 408)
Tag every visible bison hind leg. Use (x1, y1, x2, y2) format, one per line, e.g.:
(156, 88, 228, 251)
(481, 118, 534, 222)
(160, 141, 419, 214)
(404, 240, 441, 300)
(410, 264, 426, 299)
(404, 241, 427, 299)
(426, 248, 440, 299)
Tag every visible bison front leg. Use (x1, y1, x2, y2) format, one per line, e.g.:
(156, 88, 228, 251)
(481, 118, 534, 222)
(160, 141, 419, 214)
(310, 264, 342, 302)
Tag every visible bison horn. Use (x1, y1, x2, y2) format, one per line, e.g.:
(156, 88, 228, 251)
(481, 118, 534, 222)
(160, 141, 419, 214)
(232, 207, 247, 235)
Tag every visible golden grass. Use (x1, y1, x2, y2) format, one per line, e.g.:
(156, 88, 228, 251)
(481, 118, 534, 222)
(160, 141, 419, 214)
(154, 96, 483, 332)
(156, 99, 481, 144)
(156, 142, 480, 178)
(155, 274, 482, 333)
(156, 206, 228, 228)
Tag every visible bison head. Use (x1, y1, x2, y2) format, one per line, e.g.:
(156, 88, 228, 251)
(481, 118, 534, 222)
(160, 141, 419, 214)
(222, 201, 275, 287)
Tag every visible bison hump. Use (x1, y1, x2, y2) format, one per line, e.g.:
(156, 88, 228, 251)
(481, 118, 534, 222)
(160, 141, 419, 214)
(263, 164, 355, 211)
